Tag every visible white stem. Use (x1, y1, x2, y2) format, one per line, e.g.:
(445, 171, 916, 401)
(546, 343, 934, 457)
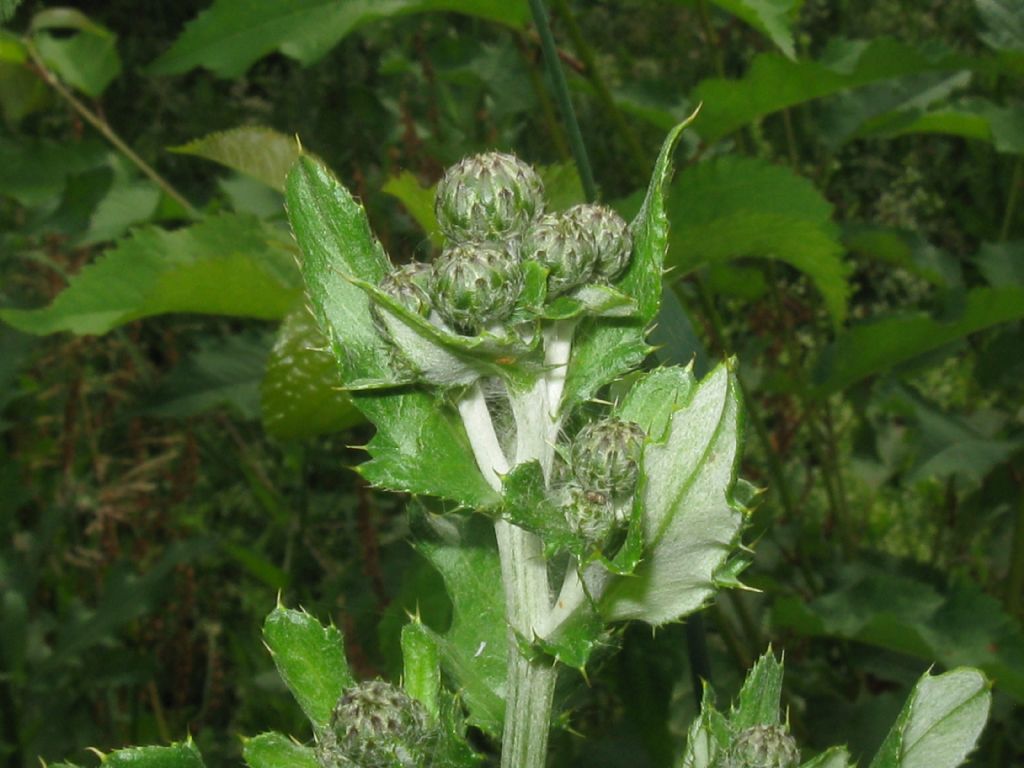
(536, 561, 610, 641)
(456, 382, 509, 490)
(543, 319, 577, 432)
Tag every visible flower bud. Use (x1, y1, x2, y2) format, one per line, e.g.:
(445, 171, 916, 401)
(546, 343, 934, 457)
(317, 680, 435, 768)
(435, 152, 544, 242)
(570, 417, 645, 501)
(371, 262, 433, 336)
(563, 485, 617, 547)
(565, 204, 632, 281)
(521, 212, 597, 297)
(726, 725, 800, 768)
(431, 241, 523, 333)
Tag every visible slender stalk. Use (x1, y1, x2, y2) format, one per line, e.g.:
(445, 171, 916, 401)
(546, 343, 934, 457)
(26, 42, 200, 218)
(1001, 156, 1022, 242)
(528, 0, 598, 202)
(548, 0, 648, 180)
(1005, 467, 1024, 616)
(685, 614, 712, 703)
(782, 108, 800, 169)
(517, 32, 572, 162)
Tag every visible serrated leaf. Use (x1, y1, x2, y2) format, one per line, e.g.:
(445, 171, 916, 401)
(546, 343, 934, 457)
(78, 178, 162, 245)
(694, 38, 977, 143)
(102, 741, 205, 768)
(667, 156, 849, 325)
(731, 650, 784, 730)
(680, 690, 732, 768)
(32, 11, 120, 97)
(813, 285, 1024, 395)
(616, 366, 696, 443)
(416, 515, 507, 737)
(243, 733, 318, 768)
(0, 214, 302, 336)
(707, 0, 800, 59)
(174, 126, 300, 191)
(402, 620, 442, 719)
(562, 115, 695, 411)
(602, 362, 746, 625)
(802, 746, 854, 768)
(150, 0, 531, 78)
(261, 310, 362, 440)
(868, 667, 990, 768)
(262, 605, 354, 729)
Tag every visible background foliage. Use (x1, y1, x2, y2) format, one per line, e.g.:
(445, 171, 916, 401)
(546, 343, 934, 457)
(1, 0, 1022, 766)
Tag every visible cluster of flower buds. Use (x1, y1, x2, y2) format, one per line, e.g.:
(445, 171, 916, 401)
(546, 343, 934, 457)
(562, 417, 645, 547)
(316, 680, 437, 768)
(373, 152, 633, 339)
(722, 725, 800, 768)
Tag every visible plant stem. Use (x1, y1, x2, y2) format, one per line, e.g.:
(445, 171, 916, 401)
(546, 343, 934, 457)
(528, 0, 598, 202)
(696, 0, 726, 79)
(456, 383, 556, 768)
(1005, 466, 1024, 616)
(548, 0, 648, 181)
(26, 42, 200, 219)
(1001, 156, 1022, 242)
(517, 32, 572, 162)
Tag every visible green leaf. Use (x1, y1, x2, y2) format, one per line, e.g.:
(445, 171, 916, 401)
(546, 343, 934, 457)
(868, 667, 990, 768)
(146, 331, 271, 419)
(150, 0, 530, 78)
(802, 747, 853, 768)
(617, 366, 696, 443)
(562, 115, 694, 411)
(694, 38, 976, 143)
(262, 604, 354, 729)
(243, 733, 319, 768)
(383, 171, 441, 244)
(667, 156, 850, 325)
(78, 178, 162, 245)
(730, 650, 784, 730)
(843, 225, 962, 289)
(102, 741, 205, 768)
(708, 0, 800, 59)
(402, 619, 442, 719)
(680, 689, 732, 768)
(31, 11, 120, 97)
(0, 136, 106, 206)
(977, 0, 1024, 55)
(0, 214, 302, 336)
(173, 126, 300, 191)
(976, 240, 1024, 287)
(416, 514, 507, 737)
(0, 1, 22, 24)
(602, 362, 746, 625)
(813, 285, 1024, 395)
(261, 310, 362, 440)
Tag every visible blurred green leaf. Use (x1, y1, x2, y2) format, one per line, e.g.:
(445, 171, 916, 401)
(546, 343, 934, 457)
(813, 285, 1024, 394)
(173, 126, 300, 191)
(843, 225, 962, 289)
(869, 667, 990, 768)
(708, 0, 800, 59)
(32, 10, 120, 97)
(976, 0, 1024, 55)
(263, 604, 354, 729)
(261, 310, 362, 440)
(667, 156, 850, 325)
(147, 332, 272, 420)
(694, 38, 976, 143)
(243, 733, 319, 768)
(854, 98, 1024, 154)
(78, 178, 162, 245)
(0, 136, 106, 206)
(103, 741, 205, 768)
(0, 0, 22, 23)
(803, 747, 854, 768)
(383, 170, 441, 244)
(150, 0, 531, 78)
(976, 240, 1024, 286)
(0, 214, 302, 335)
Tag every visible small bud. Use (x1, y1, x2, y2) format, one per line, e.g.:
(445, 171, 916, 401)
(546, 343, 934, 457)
(431, 241, 523, 333)
(435, 152, 544, 242)
(570, 417, 645, 501)
(726, 725, 800, 768)
(317, 680, 435, 768)
(521, 212, 597, 297)
(371, 262, 433, 335)
(565, 204, 632, 281)
(563, 485, 617, 547)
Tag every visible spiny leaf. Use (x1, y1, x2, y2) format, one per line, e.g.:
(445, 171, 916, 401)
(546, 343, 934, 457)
(602, 362, 746, 625)
(173, 126, 300, 191)
(263, 605, 354, 729)
(731, 650, 784, 730)
(0, 213, 301, 336)
(666, 155, 850, 325)
(150, 0, 531, 78)
(101, 741, 205, 768)
(242, 733, 319, 768)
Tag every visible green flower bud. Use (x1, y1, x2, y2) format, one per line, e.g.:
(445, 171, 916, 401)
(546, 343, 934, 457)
(563, 484, 617, 547)
(435, 152, 544, 242)
(570, 417, 645, 501)
(371, 262, 433, 335)
(317, 680, 435, 768)
(521, 212, 597, 297)
(565, 204, 632, 281)
(725, 725, 800, 768)
(431, 241, 523, 333)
